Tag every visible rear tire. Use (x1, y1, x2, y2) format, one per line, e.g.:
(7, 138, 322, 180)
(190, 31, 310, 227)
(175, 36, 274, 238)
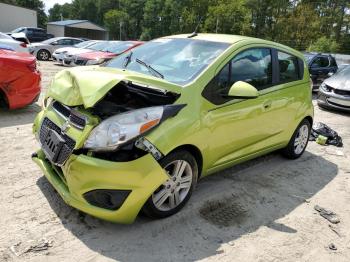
(282, 119, 311, 159)
(37, 49, 50, 61)
(143, 150, 198, 219)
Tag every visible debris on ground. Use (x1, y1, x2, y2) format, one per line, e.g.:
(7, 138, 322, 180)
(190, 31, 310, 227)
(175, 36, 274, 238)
(309, 122, 343, 147)
(314, 205, 340, 224)
(329, 224, 343, 237)
(24, 239, 53, 253)
(9, 239, 53, 257)
(9, 242, 21, 257)
(328, 243, 337, 251)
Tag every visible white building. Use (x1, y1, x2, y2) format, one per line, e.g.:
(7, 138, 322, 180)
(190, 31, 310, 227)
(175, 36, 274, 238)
(0, 3, 37, 32)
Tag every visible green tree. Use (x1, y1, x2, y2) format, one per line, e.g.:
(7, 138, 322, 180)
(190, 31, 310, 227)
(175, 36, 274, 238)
(104, 9, 129, 40)
(203, 0, 249, 35)
(308, 36, 340, 53)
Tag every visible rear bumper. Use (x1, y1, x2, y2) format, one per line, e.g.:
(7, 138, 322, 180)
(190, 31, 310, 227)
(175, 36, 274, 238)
(32, 149, 167, 224)
(317, 90, 350, 112)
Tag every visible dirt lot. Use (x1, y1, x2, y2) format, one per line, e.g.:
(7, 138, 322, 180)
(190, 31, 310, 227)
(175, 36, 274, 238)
(1, 61, 350, 262)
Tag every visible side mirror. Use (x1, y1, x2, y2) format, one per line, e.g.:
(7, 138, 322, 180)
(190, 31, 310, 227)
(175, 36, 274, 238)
(51, 42, 58, 45)
(227, 81, 259, 99)
(327, 72, 334, 77)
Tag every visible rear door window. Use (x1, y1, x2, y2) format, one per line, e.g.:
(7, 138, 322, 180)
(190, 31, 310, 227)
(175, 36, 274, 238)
(311, 56, 330, 68)
(57, 39, 73, 45)
(277, 51, 300, 83)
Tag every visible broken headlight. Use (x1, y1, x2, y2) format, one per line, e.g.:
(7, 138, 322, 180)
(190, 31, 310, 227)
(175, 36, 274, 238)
(84, 106, 164, 151)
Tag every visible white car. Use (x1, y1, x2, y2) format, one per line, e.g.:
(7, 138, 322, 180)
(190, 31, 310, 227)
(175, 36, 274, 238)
(52, 40, 99, 64)
(62, 41, 108, 66)
(0, 32, 28, 52)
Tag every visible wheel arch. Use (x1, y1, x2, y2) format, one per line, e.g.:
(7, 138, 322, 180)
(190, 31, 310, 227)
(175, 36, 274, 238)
(37, 49, 51, 59)
(167, 144, 203, 178)
(304, 115, 313, 126)
(0, 88, 9, 109)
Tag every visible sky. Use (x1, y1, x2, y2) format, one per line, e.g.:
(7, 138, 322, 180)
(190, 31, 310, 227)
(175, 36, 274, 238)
(44, 0, 72, 14)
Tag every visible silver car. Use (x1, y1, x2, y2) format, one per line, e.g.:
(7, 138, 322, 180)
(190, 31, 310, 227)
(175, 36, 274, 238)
(318, 65, 350, 112)
(28, 37, 84, 61)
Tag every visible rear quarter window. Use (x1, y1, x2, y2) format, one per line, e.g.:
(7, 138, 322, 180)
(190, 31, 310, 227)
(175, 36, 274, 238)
(277, 50, 304, 83)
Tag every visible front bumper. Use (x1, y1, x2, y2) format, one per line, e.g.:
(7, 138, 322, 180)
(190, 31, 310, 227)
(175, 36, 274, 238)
(317, 90, 350, 112)
(32, 107, 168, 224)
(32, 150, 167, 224)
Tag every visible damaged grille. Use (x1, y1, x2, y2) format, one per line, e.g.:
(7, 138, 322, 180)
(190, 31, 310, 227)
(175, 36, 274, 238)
(52, 101, 87, 129)
(39, 118, 76, 166)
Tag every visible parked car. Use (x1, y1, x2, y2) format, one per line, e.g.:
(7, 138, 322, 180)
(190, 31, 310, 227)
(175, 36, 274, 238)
(62, 41, 108, 66)
(303, 52, 338, 91)
(52, 40, 99, 64)
(73, 41, 143, 66)
(0, 32, 28, 52)
(10, 27, 54, 43)
(317, 65, 350, 112)
(337, 64, 349, 72)
(0, 49, 40, 109)
(32, 34, 313, 223)
(29, 37, 85, 61)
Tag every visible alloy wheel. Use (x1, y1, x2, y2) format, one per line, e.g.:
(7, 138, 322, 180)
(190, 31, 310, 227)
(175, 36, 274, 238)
(294, 124, 309, 155)
(152, 160, 193, 212)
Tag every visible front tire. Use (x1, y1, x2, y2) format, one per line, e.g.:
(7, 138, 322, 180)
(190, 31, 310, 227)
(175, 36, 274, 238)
(282, 119, 311, 159)
(37, 49, 50, 61)
(143, 150, 198, 219)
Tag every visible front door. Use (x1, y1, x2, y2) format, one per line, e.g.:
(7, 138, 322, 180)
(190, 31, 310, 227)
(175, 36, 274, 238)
(202, 48, 281, 169)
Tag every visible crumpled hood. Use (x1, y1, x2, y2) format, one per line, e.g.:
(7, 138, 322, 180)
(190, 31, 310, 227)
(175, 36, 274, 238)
(47, 66, 182, 108)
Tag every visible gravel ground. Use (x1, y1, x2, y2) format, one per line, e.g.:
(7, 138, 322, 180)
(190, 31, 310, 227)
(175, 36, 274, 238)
(0, 61, 350, 262)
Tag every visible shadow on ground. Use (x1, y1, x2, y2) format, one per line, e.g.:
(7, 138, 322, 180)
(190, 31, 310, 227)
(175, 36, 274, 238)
(37, 151, 338, 261)
(0, 103, 40, 128)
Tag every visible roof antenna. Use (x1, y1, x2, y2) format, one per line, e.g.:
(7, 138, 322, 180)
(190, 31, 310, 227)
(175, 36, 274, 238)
(188, 17, 202, 38)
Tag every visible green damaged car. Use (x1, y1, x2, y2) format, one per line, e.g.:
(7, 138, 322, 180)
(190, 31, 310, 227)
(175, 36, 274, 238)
(32, 34, 313, 223)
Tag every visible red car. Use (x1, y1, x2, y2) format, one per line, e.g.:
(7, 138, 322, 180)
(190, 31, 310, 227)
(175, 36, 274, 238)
(0, 49, 41, 109)
(73, 41, 143, 66)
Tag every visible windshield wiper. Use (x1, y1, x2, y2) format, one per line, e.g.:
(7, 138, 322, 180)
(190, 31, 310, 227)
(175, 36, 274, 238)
(135, 58, 164, 79)
(123, 51, 133, 68)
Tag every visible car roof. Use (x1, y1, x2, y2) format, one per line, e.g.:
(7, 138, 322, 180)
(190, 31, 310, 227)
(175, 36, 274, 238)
(163, 33, 255, 44)
(162, 33, 302, 55)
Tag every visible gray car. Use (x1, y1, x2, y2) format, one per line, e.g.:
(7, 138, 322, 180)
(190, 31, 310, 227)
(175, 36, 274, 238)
(318, 65, 350, 112)
(28, 37, 84, 61)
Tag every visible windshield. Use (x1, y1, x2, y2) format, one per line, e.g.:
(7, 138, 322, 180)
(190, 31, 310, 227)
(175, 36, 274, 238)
(106, 38, 229, 85)
(41, 38, 58, 44)
(74, 41, 94, 48)
(11, 27, 24, 33)
(103, 41, 135, 54)
(87, 41, 109, 51)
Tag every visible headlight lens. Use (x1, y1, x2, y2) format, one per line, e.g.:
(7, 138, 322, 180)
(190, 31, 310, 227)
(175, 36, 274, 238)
(84, 106, 164, 151)
(320, 82, 332, 92)
(86, 58, 105, 65)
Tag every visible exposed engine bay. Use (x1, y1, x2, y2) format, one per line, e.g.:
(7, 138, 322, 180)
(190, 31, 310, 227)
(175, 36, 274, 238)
(90, 81, 180, 119)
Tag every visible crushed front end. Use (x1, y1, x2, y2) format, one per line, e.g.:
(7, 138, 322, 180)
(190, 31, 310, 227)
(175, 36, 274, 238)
(32, 67, 182, 223)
